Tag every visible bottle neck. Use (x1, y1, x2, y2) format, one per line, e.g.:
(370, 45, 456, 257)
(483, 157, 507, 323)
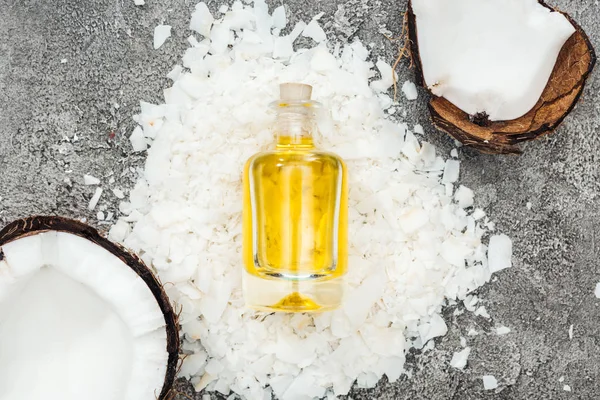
(273, 102, 318, 149)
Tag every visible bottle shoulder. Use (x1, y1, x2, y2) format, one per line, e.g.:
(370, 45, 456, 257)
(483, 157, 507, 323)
(246, 149, 346, 165)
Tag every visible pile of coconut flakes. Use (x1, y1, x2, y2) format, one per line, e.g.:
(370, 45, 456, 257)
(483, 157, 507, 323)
(110, 1, 513, 399)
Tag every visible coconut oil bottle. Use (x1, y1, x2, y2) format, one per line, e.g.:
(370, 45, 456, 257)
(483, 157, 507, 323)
(242, 83, 348, 312)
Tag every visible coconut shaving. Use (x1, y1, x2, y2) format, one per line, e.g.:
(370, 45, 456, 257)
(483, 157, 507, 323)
(110, 1, 513, 398)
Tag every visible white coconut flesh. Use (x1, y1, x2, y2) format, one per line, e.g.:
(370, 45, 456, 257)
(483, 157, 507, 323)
(412, 0, 576, 121)
(0, 231, 169, 400)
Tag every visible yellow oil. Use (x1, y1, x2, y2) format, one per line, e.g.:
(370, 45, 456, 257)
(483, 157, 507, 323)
(243, 136, 348, 312)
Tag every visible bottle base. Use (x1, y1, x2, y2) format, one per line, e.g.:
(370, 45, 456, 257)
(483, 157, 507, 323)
(243, 271, 344, 313)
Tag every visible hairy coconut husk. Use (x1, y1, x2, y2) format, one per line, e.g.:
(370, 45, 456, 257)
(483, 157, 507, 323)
(0, 216, 180, 400)
(406, 0, 596, 154)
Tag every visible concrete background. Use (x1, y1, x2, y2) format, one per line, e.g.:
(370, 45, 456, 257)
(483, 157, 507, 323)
(1, 0, 599, 398)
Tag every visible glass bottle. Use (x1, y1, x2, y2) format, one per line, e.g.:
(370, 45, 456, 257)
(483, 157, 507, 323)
(242, 83, 348, 312)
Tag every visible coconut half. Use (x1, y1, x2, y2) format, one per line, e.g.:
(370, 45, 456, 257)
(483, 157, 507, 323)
(0, 216, 179, 400)
(407, 0, 596, 154)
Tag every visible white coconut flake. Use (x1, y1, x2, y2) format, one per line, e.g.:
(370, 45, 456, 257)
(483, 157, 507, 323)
(272, 5, 286, 29)
(488, 234, 513, 273)
(109, 220, 131, 243)
(568, 324, 573, 340)
(112, 2, 510, 399)
(442, 159, 460, 183)
(188, 35, 200, 47)
(289, 21, 307, 42)
(302, 19, 326, 43)
(134, 0, 145, 5)
(483, 375, 498, 390)
(472, 208, 485, 221)
(371, 60, 397, 93)
(464, 295, 478, 311)
(310, 46, 338, 73)
(130, 126, 147, 152)
(474, 306, 490, 319)
(564, 385, 571, 392)
(154, 25, 172, 50)
(88, 187, 103, 211)
(450, 347, 471, 370)
(455, 185, 474, 209)
(496, 326, 511, 335)
(402, 80, 418, 100)
(210, 22, 231, 54)
(181, 352, 207, 378)
(419, 313, 448, 344)
(167, 65, 184, 81)
(190, 3, 214, 37)
(84, 174, 101, 185)
(112, 188, 126, 199)
(595, 282, 600, 298)
(273, 36, 294, 59)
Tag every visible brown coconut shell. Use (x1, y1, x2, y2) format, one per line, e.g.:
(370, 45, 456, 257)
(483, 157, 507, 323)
(0, 216, 180, 400)
(406, 0, 596, 154)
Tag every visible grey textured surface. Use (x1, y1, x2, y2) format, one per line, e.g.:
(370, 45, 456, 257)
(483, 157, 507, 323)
(1, 0, 599, 399)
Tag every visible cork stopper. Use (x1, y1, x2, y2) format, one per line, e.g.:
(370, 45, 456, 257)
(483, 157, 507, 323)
(279, 83, 313, 102)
